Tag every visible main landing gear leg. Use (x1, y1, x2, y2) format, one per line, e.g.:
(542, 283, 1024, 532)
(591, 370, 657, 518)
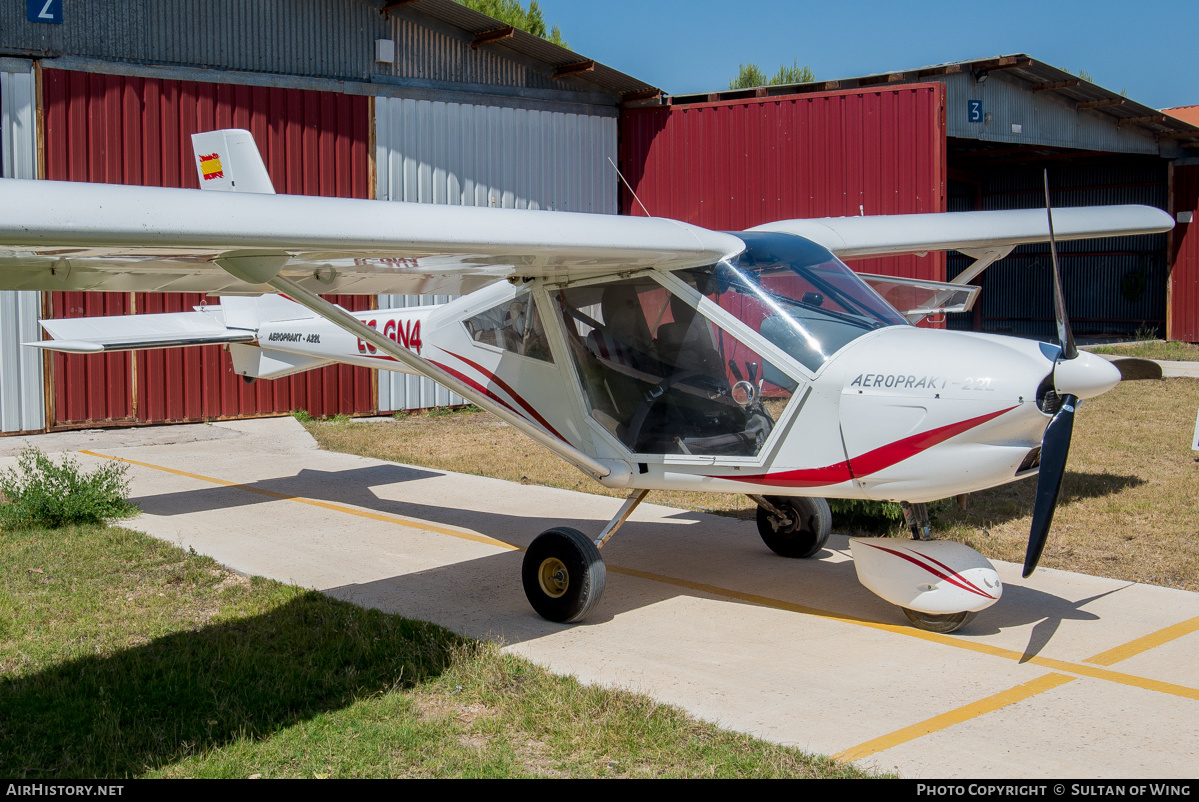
(521, 490, 648, 623)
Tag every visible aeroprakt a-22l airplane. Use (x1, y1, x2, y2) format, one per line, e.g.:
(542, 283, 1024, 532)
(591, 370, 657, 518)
(0, 130, 1174, 632)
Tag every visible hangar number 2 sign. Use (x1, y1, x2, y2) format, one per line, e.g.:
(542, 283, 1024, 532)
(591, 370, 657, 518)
(26, 0, 63, 24)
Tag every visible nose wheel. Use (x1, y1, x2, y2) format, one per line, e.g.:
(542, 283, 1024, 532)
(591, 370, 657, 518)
(902, 608, 978, 633)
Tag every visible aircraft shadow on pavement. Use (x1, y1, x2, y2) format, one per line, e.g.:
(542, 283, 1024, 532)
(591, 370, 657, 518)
(130, 465, 1124, 653)
(970, 583, 1128, 661)
(130, 464, 445, 517)
(320, 531, 1109, 651)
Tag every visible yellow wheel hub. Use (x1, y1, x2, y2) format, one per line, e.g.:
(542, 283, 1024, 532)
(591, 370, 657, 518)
(538, 557, 569, 598)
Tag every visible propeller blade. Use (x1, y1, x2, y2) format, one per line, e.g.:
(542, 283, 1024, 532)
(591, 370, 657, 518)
(1044, 170, 1077, 361)
(1024, 393, 1078, 577)
(1111, 357, 1163, 381)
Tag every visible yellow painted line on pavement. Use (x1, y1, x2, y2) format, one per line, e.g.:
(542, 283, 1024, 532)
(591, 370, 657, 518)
(828, 613, 1199, 763)
(1085, 615, 1199, 666)
(84, 451, 1199, 705)
(81, 450, 518, 552)
(832, 673, 1077, 763)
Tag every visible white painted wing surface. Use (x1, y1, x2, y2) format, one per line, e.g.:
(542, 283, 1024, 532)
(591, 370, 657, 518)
(0, 178, 745, 295)
(751, 206, 1174, 259)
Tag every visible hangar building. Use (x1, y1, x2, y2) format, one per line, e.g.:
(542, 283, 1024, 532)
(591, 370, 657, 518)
(0, 0, 655, 434)
(620, 55, 1199, 344)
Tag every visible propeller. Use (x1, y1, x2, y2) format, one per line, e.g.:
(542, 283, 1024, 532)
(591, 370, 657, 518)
(1023, 175, 1162, 576)
(1110, 357, 1163, 381)
(1024, 170, 1078, 578)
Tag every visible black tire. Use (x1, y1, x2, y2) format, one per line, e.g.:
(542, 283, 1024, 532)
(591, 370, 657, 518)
(522, 527, 606, 623)
(901, 608, 978, 633)
(755, 496, 832, 558)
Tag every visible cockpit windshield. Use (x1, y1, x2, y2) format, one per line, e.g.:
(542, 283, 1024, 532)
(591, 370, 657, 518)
(682, 232, 909, 373)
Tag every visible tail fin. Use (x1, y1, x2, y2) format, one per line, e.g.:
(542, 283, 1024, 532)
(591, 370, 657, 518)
(191, 129, 276, 194)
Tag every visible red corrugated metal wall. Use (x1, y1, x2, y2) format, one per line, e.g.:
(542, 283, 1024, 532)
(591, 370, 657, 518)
(1169, 164, 1199, 343)
(620, 84, 947, 282)
(42, 69, 375, 426)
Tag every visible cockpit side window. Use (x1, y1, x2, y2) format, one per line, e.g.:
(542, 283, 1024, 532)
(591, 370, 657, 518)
(551, 277, 792, 458)
(464, 292, 553, 362)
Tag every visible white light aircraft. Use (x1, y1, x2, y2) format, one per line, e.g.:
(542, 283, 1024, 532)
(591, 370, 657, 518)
(0, 130, 1174, 632)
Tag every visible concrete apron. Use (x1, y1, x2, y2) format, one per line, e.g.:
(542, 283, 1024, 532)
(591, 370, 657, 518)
(4, 417, 1197, 779)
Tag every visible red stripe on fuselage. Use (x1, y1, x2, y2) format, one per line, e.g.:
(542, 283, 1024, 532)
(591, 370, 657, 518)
(713, 406, 1016, 488)
(848, 406, 1015, 477)
(426, 358, 523, 419)
(439, 349, 566, 441)
(327, 348, 566, 443)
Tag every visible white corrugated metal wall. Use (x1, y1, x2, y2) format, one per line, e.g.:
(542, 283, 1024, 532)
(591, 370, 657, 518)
(374, 96, 618, 411)
(1, 60, 45, 433)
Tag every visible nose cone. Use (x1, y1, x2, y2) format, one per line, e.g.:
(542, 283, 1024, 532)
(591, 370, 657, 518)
(1053, 351, 1122, 399)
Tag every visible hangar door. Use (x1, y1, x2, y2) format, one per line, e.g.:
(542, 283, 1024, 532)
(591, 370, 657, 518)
(1171, 163, 1199, 343)
(619, 84, 948, 284)
(373, 96, 618, 412)
(41, 69, 375, 428)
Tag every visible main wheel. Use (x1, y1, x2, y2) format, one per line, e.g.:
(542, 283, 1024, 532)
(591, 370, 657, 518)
(755, 496, 832, 558)
(522, 527, 606, 623)
(902, 608, 978, 633)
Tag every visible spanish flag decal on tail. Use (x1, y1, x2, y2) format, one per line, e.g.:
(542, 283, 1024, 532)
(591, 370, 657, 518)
(198, 153, 224, 181)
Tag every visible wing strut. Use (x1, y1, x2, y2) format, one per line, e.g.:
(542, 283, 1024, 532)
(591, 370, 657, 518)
(951, 246, 1015, 286)
(251, 271, 614, 481)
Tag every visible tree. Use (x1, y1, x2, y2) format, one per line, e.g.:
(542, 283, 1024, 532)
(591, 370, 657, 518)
(729, 59, 814, 90)
(454, 0, 568, 48)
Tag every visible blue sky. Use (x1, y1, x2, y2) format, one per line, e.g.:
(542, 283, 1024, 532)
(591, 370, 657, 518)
(535, 0, 1197, 110)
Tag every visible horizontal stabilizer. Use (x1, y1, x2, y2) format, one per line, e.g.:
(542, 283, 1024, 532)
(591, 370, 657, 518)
(751, 206, 1174, 259)
(30, 308, 254, 353)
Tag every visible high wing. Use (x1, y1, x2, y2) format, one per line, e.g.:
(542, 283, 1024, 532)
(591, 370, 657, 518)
(0, 178, 744, 297)
(751, 205, 1174, 260)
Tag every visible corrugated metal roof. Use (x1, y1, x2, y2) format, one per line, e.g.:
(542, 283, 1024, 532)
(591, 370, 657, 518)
(668, 54, 1199, 152)
(383, 0, 659, 99)
(1165, 106, 1199, 127)
(0, 1, 658, 102)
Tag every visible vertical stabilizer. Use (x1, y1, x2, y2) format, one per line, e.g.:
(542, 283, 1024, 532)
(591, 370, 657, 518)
(190, 129, 276, 194)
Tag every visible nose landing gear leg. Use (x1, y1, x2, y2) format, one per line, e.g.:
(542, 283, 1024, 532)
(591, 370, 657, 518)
(901, 501, 933, 541)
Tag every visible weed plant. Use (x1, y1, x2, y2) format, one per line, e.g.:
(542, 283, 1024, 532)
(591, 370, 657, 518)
(0, 448, 137, 530)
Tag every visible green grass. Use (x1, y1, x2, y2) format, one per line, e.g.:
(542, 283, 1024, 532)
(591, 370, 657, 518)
(1087, 340, 1199, 362)
(0, 523, 871, 779)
